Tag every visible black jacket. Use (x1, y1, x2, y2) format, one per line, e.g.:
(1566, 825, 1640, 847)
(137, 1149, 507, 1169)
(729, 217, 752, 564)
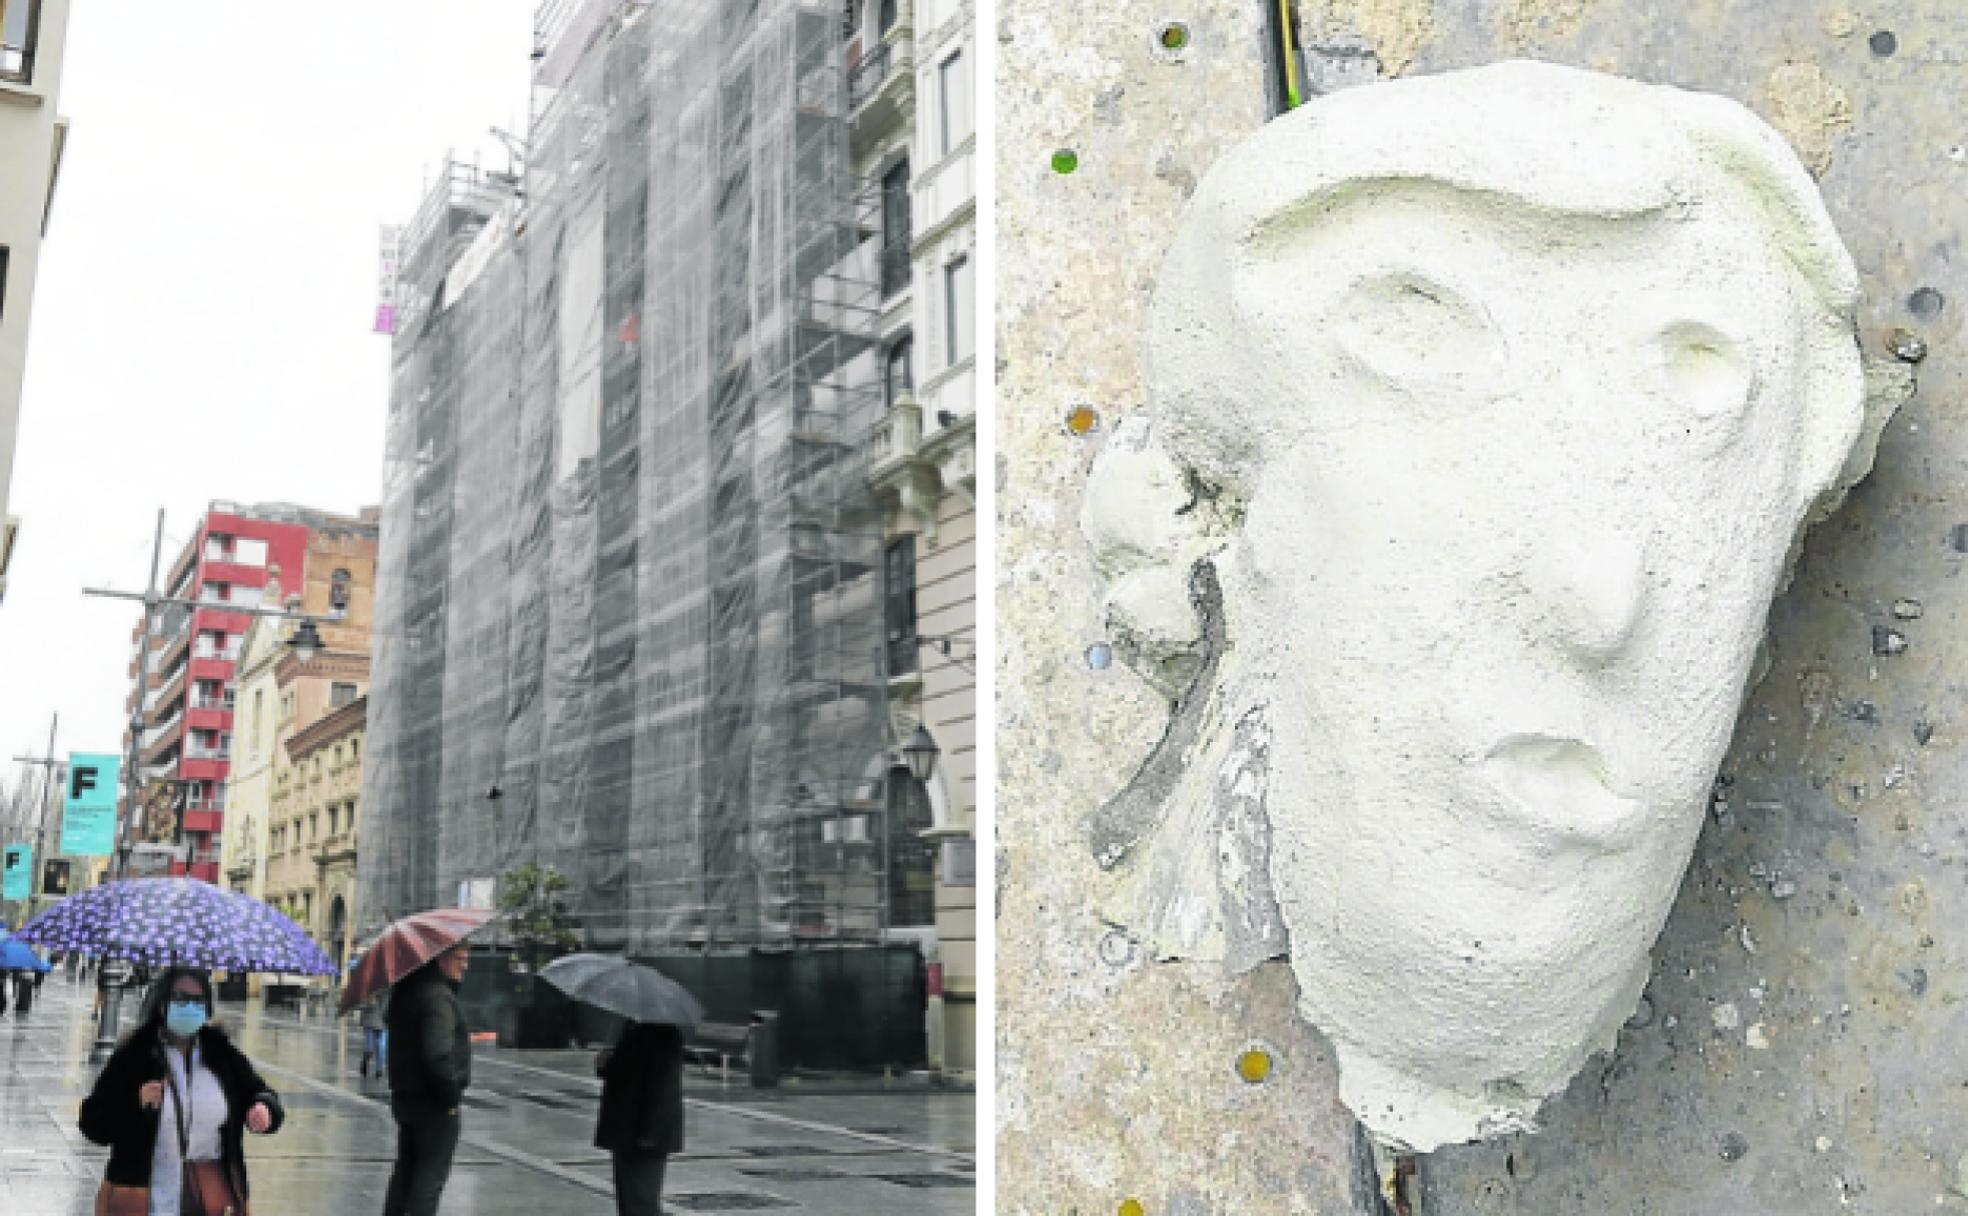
(595, 1024, 685, 1154)
(78, 1021, 286, 1196)
(387, 968, 471, 1115)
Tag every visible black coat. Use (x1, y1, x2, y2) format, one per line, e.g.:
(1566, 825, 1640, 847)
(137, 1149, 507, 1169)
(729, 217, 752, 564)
(78, 1021, 286, 1196)
(595, 1024, 685, 1154)
(387, 968, 471, 1116)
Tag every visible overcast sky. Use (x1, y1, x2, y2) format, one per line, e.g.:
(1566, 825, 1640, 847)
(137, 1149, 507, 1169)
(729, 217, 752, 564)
(1, 1, 533, 784)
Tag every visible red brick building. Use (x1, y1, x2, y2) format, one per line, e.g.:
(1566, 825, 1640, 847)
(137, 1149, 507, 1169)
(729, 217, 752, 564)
(122, 502, 373, 882)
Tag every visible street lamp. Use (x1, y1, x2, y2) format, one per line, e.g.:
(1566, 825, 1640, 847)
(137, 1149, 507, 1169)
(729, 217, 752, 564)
(288, 618, 326, 664)
(902, 725, 940, 784)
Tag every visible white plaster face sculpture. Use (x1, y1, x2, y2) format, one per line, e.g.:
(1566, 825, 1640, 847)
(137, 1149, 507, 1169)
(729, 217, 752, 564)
(1082, 61, 1896, 1152)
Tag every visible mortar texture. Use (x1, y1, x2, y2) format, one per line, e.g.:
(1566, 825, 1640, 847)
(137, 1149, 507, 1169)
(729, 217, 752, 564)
(997, 0, 1968, 1212)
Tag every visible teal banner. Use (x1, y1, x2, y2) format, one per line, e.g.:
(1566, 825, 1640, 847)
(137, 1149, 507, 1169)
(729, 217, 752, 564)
(2, 844, 30, 901)
(60, 751, 120, 857)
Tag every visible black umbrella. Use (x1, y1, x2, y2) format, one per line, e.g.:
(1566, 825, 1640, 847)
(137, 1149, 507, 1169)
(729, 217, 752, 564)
(538, 954, 705, 1030)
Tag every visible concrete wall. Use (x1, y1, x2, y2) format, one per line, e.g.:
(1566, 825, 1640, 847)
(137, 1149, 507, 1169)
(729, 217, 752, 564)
(997, 1, 1968, 1211)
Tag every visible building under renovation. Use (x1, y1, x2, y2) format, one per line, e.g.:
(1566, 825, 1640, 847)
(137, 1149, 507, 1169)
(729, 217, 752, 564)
(361, 0, 923, 1062)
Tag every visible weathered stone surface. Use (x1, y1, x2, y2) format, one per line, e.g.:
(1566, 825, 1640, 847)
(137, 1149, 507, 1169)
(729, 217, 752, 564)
(999, 0, 1968, 1211)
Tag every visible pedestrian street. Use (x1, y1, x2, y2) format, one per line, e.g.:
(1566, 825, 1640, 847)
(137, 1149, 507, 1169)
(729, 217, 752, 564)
(0, 978, 975, 1214)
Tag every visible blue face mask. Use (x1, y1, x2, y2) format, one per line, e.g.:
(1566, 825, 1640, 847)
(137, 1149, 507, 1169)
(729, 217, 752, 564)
(166, 999, 207, 1038)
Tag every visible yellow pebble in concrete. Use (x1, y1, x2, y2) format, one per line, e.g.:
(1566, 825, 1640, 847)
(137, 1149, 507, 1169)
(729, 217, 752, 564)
(1237, 1048, 1272, 1084)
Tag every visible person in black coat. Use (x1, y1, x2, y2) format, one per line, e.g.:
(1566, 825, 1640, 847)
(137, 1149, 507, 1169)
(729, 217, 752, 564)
(384, 946, 473, 1216)
(78, 966, 285, 1214)
(595, 1022, 686, 1216)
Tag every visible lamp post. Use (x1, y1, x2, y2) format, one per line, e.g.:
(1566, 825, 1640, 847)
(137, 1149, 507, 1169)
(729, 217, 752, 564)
(8, 713, 61, 929)
(900, 723, 943, 1081)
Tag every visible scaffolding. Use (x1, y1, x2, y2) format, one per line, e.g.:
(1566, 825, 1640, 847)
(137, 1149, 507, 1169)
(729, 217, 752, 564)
(360, 0, 895, 952)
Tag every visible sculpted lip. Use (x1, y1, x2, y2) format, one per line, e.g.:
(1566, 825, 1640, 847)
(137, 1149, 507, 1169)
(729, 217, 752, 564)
(1480, 733, 1645, 848)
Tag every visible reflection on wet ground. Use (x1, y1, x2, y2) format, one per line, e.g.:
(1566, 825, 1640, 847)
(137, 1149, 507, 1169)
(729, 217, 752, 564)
(0, 980, 974, 1214)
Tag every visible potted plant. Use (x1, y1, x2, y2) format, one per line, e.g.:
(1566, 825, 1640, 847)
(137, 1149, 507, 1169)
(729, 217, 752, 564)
(496, 862, 579, 1048)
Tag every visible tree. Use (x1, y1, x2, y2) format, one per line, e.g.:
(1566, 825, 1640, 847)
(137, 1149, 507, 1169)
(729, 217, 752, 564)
(498, 861, 579, 973)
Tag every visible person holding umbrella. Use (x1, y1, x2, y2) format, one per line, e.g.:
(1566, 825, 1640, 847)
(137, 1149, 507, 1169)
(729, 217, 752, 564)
(335, 907, 496, 1216)
(384, 944, 472, 1216)
(594, 1021, 686, 1216)
(540, 953, 704, 1216)
(78, 967, 285, 1215)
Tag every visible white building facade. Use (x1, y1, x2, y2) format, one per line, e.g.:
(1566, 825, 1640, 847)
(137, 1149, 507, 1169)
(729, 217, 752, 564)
(850, 0, 978, 1078)
(0, 0, 70, 605)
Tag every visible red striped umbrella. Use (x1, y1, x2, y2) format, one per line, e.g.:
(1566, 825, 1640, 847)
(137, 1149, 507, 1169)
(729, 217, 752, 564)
(338, 908, 496, 1015)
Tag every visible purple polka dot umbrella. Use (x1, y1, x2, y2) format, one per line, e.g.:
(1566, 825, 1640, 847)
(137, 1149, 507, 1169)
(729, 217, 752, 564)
(12, 877, 336, 974)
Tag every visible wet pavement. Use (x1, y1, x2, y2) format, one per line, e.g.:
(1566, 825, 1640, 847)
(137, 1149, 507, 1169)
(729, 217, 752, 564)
(0, 978, 975, 1214)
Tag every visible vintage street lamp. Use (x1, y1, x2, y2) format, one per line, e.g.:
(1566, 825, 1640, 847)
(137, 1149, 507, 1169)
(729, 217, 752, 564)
(288, 618, 326, 664)
(902, 724, 940, 784)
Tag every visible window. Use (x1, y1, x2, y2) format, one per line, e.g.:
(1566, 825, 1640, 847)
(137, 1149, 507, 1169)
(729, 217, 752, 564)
(944, 254, 973, 365)
(885, 336, 913, 408)
(879, 0, 899, 33)
(938, 49, 971, 154)
(329, 568, 352, 616)
(884, 536, 917, 675)
(888, 772, 938, 927)
(843, 0, 860, 39)
(234, 538, 268, 566)
(251, 690, 264, 748)
(331, 682, 357, 709)
(0, 246, 9, 322)
(0, 0, 39, 84)
(880, 159, 911, 298)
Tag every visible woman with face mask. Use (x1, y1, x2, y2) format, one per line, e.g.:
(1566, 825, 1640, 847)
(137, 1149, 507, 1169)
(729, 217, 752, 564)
(79, 966, 286, 1215)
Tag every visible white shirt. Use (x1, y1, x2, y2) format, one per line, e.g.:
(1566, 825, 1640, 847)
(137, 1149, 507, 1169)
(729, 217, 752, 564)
(148, 1039, 230, 1216)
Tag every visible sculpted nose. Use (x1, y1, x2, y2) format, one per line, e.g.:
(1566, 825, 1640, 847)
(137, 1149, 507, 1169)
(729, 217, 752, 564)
(1525, 532, 1647, 662)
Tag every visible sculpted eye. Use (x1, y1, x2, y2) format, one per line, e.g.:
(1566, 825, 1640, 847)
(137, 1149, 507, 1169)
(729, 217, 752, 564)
(1334, 274, 1504, 390)
(1656, 321, 1753, 421)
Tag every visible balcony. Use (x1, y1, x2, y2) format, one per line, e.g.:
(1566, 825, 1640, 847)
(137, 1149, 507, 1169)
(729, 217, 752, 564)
(185, 743, 232, 762)
(141, 720, 184, 766)
(848, 21, 913, 152)
(148, 666, 188, 720)
(311, 834, 358, 867)
(849, 41, 893, 110)
(869, 399, 922, 471)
